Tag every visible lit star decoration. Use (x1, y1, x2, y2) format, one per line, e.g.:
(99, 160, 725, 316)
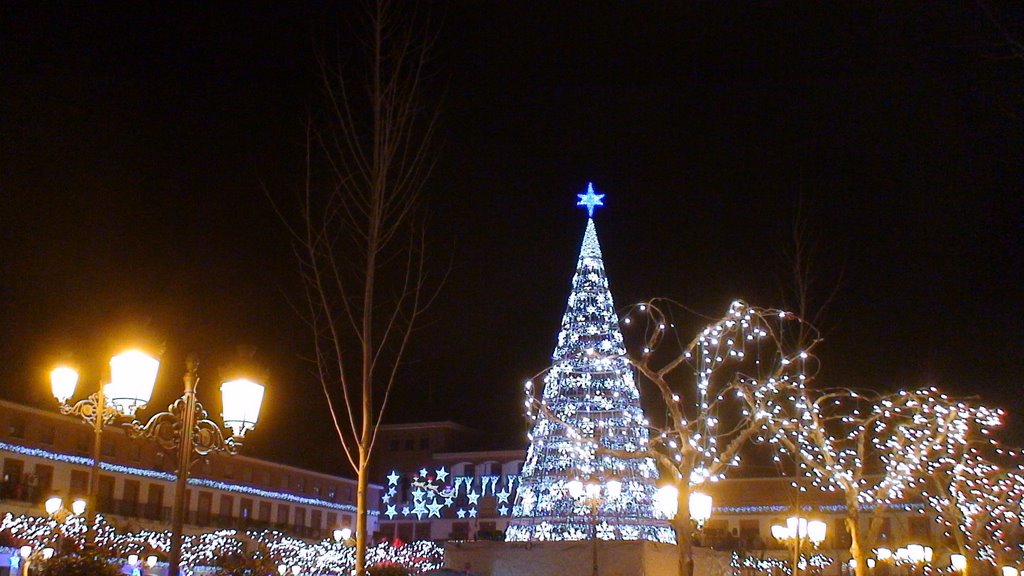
(379, 467, 521, 523)
(576, 182, 605, 217)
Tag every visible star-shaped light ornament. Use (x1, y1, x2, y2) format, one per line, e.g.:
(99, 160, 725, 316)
(387, 471, 401, 486)
(435, 467, 449, 482)
(576, 182, 605, 217)
(468, 508, 478, 518)
(385, 505, 398, 519)
(456, 509, 467, 519)
(426, 501, 444, 518)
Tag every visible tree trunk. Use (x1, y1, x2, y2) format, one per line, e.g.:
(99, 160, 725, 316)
(675, 483, 694, 576)
(355, 447, 370, 575)
(846, 512, 868, 576)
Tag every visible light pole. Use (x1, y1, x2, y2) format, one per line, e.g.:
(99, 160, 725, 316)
(771, 516, 826, 576)
(51, 351, 160, 527)
(567, 478, 622, 576)
(43, 496, 87, 554)
(129, 355, 265, 576)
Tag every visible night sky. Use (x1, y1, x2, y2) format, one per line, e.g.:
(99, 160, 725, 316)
(2, 2, 1021, 475)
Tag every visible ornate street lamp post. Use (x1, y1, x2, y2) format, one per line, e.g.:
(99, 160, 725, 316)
(52, 350, 264, 576)
(130, 355, 265, 576)
(567, 478, 623, 576)
(51, 351, 160, 526)
(772, 516, 827, 576)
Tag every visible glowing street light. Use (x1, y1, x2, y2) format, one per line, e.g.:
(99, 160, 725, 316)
(334, 527, 353, 543)
(950, 555, 967, 572)
(51, 349, 160, 528)
(772, 516, 826, 576)
(51, 346, 264, 576)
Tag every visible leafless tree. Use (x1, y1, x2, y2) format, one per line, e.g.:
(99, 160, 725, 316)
(921, 403, 1024, 575)
(273, 2, 440, 573)
(761, 387, 964, 576)
(610, 299, 822, 576)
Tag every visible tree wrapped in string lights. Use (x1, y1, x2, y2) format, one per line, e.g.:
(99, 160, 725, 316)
(506, 186, 675, 544)
(613, 297, 822, 576)
(759, 387, 969, 576)
(920, 403, 1024, 574)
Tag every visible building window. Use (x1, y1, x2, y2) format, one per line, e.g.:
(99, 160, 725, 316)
(327, 511, 338, 529)
(39, 426, 55, 445)
(128, 444, 142, 461)
(101, 439, 116, 458)
(389, 439, 399, 451)
(419, 437, 429, 450)
(276, 504, 290, 526)
(311, 509, 323, 536)
(240, 498, 254, 521)
(258, 501, 272, 523)
(76, 433, 90, 454)
(312, 484, 321, 497)
(219, 494, 234, 522)
(69, 469, 89, 497)
(342, 485, 353, 503)
(281, 474, 290, 490)
(8, 417, 25, 438)
(223, 465, 233, 479)
(242, 467, 253, 483)
(296, 478, 306, 493)
(404, 438, 414, 450)
(146, 484, 165, 521)
(327, 485, 337, 500)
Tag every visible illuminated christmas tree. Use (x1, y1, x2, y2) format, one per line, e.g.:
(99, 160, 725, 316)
(505, 184, 674, 543)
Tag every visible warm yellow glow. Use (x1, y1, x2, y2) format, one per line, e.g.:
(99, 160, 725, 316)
(127, 554, 139, 566)
(220, 378, 265, 437)
(876, 548, 892, 561)
(787, 516, 808, 538)
(771, 524, 788, 540)
(806, 519, 827, 544)
(867, 559, 876, 569)
(923, 547, 933, 563)
(688, 491, 713, 524)
(278, 565, 287, 576)
(146, 555, 158, 568)
(1002, 567, 1019, 576)
(44, 496, 62, 515)
(50, 366, 79, 403)
(907, 544, 925, 564)
(849, 559, 857, 569)
(71, 499, 86, 515)
(951, 555, 967, 571)
(106, 350, 159, 415)
(40, 548, 54, 560)
(585, 481, 601, 499)
(19, 546, 31, 559)
(654, 485, 678, 518)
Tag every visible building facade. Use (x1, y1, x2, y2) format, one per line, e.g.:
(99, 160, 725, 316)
(0, 400, 379, 541)
(372, 422, 945, 559)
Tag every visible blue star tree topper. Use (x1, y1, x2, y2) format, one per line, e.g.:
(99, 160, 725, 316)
(576, 182, 605, 217)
